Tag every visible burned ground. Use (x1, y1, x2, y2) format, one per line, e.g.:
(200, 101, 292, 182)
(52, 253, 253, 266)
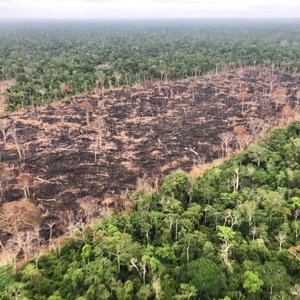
(0, 67, 299, 227)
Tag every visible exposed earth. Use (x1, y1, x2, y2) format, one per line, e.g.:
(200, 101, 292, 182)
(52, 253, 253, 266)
(0, 67, 299, 237)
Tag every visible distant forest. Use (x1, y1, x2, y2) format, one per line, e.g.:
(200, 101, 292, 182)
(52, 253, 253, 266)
(1, 19, 300, 110)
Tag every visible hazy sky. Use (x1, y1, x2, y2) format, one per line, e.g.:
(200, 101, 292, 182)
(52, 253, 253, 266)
(0, 0, 299, 20)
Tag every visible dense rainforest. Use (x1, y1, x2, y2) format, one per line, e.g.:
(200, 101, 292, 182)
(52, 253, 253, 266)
(1, 122, 300, 299)
(1, 19, 300, 110)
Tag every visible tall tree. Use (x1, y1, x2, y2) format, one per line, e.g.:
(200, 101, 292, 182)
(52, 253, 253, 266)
(186, 257, 225, 298)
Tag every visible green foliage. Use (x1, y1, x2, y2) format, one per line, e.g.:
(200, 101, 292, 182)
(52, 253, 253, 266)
(217, 226, 236, 242)
(0, 265, 15, 291)
(136, 284, 154, 300)
(243, 271, 264, 294)
(186, 257, 225, 298)
(162, 172, 189, 205)
(47, 291, 63, 300)
(81, 244, 94, 263)
(256, 261, 292, 298)
(173, 284, 197, 300)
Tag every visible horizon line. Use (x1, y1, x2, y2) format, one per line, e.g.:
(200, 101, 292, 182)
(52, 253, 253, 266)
(1, 17, 300, 21)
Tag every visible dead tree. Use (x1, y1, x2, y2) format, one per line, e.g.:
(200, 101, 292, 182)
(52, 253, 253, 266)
(240, 82, 247, 91)
(0, 164, 11, 199)
(60, 85, 71, 95)
(56, 210, 76, 235)
(275, 231, 286, 251)
(77, 196, 98, 224)
(250, 226, 258, 241)
(0, 118, 8, 142)
(57, 209, 86, 239)
(236, 91, 249, 112)
(101, 197, 115, 210)
(136, 176, 153, 195)
(219, 131, 235, 157)
(0, 199, 42, 258)
(56, 109, 65, 126)
(232, 167, 240, 190)
(101, 197, 132, 213)
(277, 104, 293, 126)
(162, 70, 171, 84)
(239, 59, 245, 71)
(223, 209, 240, 228)
(79, 100, 93, 125)
(272, 87, 287, 109)
(8, 126, 23, 161)
(235, 133, 252, 150)
(46, 220, 56, 248)
(0, 95, 5, 113)
(248, 118, 265, 139)
(281, 105, 293, 117)
(98, 74, 105, 96)
(294, 90, 300, 111)
(113, 71, 122, 88)
(92, 116, 106, 162)
(0, 198, 41, 235)
(18, 230, 38, 260)
(233, 126, 252, 150)
(130, 258, 147, 286)
(258, 96, 272, 117)
(233, 125, 248, 136)
(288, 245, 300, 261)
(18, 173, 34, 199)
(114, 198, 132, 212)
